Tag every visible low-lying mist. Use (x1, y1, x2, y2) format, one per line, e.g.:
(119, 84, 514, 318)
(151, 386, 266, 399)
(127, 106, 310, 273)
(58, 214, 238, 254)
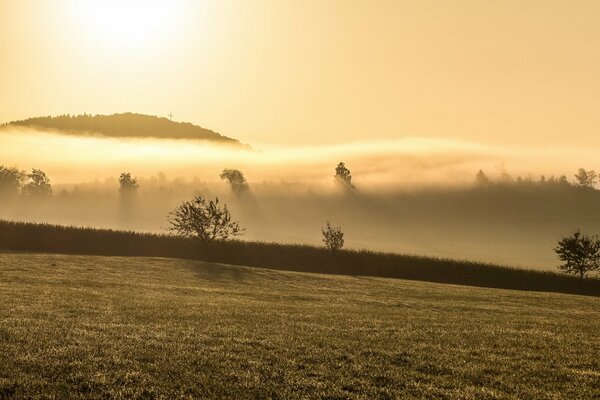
(2, 127, 599, 271)
(2, 127, 594, 186)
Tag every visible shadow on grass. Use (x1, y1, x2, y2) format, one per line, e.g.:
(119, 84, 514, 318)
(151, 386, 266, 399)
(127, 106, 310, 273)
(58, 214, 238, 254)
(186, 261, 252, 284)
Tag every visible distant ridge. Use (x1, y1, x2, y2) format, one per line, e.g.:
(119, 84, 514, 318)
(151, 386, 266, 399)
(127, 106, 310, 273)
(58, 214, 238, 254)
(2, 112, 248, 147)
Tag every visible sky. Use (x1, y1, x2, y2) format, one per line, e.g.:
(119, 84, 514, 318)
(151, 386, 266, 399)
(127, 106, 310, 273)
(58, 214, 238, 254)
(1, 0, 600, 147)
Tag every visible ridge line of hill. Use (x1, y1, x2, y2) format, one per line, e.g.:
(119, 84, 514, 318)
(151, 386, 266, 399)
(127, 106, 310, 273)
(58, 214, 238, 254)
(1, 112, 250, 148)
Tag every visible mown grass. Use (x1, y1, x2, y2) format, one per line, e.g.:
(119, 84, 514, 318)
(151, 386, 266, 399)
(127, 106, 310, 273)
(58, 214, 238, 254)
(1, 220, 599, 296)
(0, 252, 598, 399)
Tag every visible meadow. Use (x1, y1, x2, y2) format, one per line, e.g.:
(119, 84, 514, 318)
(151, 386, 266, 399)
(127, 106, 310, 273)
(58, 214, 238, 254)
(1, 220, 599, 296)
(0, 252, 598, 399)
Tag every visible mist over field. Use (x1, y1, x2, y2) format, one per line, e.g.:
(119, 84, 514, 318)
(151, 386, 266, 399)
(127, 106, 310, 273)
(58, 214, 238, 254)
(4, 2, 600, 398)
(0, 127, 597, 185)
(2, 128, 599, 270)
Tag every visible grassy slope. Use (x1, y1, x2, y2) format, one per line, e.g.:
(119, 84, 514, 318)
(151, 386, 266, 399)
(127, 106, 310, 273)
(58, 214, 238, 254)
(0, 253, 598, 399)
(2, 220, 598, 296)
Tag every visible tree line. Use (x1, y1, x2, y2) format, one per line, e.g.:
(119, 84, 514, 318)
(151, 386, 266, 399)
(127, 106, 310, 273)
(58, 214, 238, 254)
(475, 167, 600, 189)
(3, 161, 599, 278)
(0, 167, 52, 198)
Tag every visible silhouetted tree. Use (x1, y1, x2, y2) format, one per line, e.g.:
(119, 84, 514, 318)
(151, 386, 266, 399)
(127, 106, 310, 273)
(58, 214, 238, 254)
(557, 175, 569, 185)
(0, 166, 25, 197)
(322, 222, 344, 252)
(334, 162, 354, 188)
(167, 195, 243, 241)
(475, 170, 490, 185)
(220, 169, 249, 194)
(574, 168, 597, 188)
(22, 169, 52, 197)
(555, 231, 600, 280)
(119, 172, 139, 194)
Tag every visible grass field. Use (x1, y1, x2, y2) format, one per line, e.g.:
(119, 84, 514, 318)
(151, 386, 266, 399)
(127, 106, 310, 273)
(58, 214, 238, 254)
(2, 220, 599, 296)
(0, 252, 599, 399)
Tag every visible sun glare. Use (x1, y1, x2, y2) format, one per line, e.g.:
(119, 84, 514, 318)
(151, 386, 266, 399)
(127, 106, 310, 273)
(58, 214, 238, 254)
(74, 0, 182, 48)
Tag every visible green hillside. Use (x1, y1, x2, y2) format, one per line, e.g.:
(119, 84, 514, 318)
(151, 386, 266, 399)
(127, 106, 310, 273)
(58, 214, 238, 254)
(2, 113, 246, 146)
(0, 253, 598, 399)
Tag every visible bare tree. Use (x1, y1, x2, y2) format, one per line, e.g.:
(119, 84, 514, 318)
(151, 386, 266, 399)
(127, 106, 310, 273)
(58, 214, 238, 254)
(220, 169, 249, 194)
(555, 231, 600, 280)
(22, 169, 52, 197)
(497, 163, 512, 183)
(322, 222, 344, 252)
(167, 195, 244, 241)
(334, 162, 354, 189)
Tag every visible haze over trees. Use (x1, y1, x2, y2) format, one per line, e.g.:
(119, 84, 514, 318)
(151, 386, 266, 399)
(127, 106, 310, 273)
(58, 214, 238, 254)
(334, 162, 354, 189)
(119, 172, 139, 195)
(473, 167, 591, 188)
(475, 170, 490, 185)
(220, 169, 249, 194)
(573, 168, 597, 188)
(167, 195, 243, 242)
(0, 165, 52, 198)
(21, 169, 52, 197)
(0, 166, 25, 198)
(4, 161, 600, 269)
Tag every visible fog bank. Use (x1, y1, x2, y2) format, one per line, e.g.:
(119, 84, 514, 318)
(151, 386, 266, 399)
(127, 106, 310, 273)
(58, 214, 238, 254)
(1, 128, 596, 186)
(1, 128, 599, 271)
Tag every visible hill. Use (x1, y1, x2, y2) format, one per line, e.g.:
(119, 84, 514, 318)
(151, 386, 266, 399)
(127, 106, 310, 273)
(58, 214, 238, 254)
(2, 113, 246, 146)
(0, 252, 598, 399)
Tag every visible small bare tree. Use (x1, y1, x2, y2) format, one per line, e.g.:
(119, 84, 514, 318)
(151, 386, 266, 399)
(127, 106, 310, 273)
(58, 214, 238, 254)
(555, 231, 600, 280)
(322, 222, 344, 252)
(167, 195, 244, 241)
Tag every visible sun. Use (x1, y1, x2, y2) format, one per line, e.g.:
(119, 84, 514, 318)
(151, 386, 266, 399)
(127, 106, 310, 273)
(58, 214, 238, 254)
(73, 0, 183, 48)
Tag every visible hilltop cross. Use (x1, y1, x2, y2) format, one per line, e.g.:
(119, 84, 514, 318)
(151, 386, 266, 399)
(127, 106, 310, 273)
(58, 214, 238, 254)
(168, 112, 174, 121)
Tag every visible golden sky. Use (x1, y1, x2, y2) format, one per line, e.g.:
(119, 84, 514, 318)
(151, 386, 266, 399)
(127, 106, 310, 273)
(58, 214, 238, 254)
(1, 0, 600, 146)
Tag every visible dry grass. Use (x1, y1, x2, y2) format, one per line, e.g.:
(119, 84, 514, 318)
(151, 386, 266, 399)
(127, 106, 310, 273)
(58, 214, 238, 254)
(0, 252, 598, 399)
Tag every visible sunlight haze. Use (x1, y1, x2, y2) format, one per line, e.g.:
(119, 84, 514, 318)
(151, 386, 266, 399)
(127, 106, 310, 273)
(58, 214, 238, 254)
(1, 3, 600, 396)
(2, 0, 600, 146)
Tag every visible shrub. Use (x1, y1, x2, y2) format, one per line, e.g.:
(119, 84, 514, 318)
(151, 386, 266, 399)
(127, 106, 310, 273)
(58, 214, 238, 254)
(167, 195, 243, 241)
(322, 222, 344, 252)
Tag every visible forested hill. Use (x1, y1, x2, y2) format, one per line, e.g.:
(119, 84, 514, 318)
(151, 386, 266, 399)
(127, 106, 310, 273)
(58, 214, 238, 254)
(2, 113, 246, 146)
